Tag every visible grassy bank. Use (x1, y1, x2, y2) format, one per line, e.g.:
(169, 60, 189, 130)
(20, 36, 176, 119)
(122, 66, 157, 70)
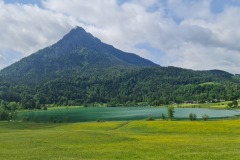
(0, 120, 240, 160)
(173, 101, 230, 108)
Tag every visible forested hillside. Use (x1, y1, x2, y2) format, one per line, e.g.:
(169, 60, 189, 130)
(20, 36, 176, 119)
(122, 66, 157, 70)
(0, 66, 239, 110)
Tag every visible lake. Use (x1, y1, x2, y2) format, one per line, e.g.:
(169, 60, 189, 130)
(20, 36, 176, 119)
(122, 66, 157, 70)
(16, 107, 240, 122)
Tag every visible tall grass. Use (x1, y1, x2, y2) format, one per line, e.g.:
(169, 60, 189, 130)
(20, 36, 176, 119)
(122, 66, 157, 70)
(0, 120, 240, 160)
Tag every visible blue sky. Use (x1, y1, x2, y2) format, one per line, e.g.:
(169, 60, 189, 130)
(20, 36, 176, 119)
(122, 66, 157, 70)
(211, 0, 240, 13)
(5, 0, 240, 14)
(1, 0, 240, 73)
(4, 0, 42, 6)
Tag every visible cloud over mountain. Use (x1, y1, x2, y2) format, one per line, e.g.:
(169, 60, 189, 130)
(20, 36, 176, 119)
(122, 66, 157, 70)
(0, 0, 240, 73)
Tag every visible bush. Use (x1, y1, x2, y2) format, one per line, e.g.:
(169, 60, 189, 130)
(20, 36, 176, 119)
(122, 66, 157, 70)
(0, 109, 9, 121)
(189, 113, 197, 121)
(167, 106, 175, 121)
(146, 117, 155, 121)
(202, 114, 209, 121)
(161, 113, 166, 120)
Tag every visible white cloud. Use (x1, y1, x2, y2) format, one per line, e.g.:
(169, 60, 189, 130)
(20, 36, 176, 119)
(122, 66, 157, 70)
(42, 0, 168, 62)
(0, 0, 240, 74)
(0, 0, 77, 69)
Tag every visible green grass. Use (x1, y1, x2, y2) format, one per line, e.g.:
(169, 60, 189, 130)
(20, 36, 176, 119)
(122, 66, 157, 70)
(173, 101, 230, 108)
(0, 120, 240, 160)
(47, 106, 84, 110)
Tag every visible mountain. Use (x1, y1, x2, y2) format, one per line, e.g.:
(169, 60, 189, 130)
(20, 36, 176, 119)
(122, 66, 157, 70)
(0, 26, 157, 84)
(0, 26, 239, 109)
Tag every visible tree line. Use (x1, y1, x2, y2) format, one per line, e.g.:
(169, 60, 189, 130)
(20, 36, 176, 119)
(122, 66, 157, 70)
(0, 66, 240, 112)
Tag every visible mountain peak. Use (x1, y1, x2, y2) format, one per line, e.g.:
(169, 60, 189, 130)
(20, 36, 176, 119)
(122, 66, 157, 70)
(68, 26, 91, 37)
(55, 26, 157, 66)
(73, 26, 87, 32)
(74, 25, 85, 30)
(57, 26, 102, 53)
(0, 26, 157, 83)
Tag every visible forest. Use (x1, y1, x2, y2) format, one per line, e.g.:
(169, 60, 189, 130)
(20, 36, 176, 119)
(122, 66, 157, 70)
(0, 66, 240, 115)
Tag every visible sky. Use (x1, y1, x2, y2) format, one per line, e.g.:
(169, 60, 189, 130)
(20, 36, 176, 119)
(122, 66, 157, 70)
(1, 0, 240, 74)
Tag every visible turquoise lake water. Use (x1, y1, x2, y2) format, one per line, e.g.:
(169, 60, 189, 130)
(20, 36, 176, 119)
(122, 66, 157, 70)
(17, 107, 240, 122)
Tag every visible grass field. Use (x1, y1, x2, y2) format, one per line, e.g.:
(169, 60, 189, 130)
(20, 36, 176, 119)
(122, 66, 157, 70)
(173, 101, 230, 108)
(0, 120, 240, 160)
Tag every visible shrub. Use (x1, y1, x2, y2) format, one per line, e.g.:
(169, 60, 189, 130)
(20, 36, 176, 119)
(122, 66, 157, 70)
(161, 113, 166, 120)
(167, 106, 175, 121)
(189, 113, 197, 121)
(0, 109, 9, 121)
(202, 114, 209, 121)
(96, 119, 105, 122)
(146, 117, 155, 121)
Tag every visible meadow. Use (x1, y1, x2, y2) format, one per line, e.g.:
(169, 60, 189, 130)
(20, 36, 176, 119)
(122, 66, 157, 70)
(1, 120, 240, 160)
(173, 101, 230, 108)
